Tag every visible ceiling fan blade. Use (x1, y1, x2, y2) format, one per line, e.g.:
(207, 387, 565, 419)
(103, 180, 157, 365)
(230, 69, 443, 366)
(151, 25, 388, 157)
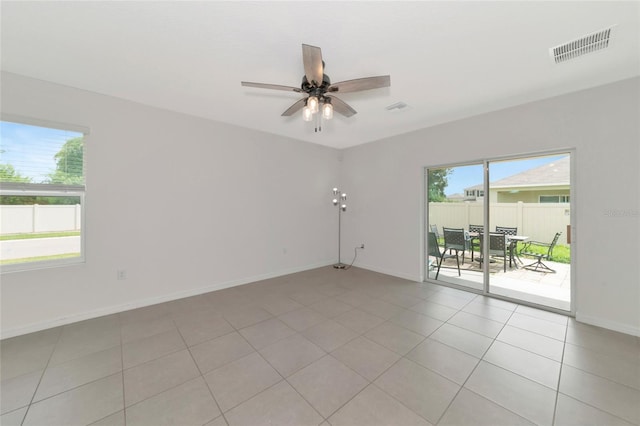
(328, 96, 357, 118)
(302, 44, 324, 87)
(241, 81, 303, 93)
(281, 98, 306, 116)
(328, 75, 391, 94)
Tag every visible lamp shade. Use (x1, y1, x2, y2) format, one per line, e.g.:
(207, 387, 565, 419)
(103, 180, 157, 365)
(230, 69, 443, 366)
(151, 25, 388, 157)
(307, 96, 319, 113)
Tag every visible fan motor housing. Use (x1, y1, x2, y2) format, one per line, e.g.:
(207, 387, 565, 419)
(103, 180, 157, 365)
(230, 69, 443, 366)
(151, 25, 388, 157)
(302, 74, 331, 93)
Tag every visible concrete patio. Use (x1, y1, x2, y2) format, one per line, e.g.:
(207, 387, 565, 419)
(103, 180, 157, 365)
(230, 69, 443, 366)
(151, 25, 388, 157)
(428, 253, 571, 311)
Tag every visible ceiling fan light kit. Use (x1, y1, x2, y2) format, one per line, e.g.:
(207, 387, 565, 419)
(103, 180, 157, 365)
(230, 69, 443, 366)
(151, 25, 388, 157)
(241, 44, 390, 132)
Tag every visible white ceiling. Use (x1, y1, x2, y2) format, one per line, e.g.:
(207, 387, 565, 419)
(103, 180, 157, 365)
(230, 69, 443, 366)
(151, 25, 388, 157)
(2, 1, 639, 149)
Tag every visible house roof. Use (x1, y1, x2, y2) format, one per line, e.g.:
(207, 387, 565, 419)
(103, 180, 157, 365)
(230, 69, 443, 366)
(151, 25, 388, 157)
(464, 156, 570, 191)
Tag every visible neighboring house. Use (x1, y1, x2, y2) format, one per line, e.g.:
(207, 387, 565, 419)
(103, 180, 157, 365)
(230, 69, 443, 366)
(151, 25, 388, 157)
(463, 156, 570, 203)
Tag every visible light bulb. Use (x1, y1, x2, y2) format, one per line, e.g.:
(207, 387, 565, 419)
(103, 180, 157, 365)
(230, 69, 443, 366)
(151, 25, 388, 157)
(332, 198, 338, 205)
(341, 193, 347, 200)
(322, 102, 333, 120)
(302, 106, 313, 122)
(332, 188, 339, 194)
(341, 204, 347, 211)
(308, 96, 319, 113)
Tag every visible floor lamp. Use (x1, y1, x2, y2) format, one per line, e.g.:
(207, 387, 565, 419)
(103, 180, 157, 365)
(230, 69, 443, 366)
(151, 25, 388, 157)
(332, 188, 347, 269)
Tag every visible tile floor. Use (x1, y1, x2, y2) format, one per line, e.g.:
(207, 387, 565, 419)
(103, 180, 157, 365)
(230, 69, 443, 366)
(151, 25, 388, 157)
(1, 266, 639, 426)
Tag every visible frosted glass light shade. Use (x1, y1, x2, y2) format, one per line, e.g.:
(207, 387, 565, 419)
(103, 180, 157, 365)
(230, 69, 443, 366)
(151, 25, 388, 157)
(322, 102, 333, 120)
(307, 96, 319, 113)
(302, 106, 313, 122)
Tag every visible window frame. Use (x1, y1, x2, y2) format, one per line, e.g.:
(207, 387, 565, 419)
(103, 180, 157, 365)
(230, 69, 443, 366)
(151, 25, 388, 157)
(1, 115, 89, 273)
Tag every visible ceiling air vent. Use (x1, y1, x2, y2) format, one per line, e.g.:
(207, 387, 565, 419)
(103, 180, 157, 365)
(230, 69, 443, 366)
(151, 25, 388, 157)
(385, 101, 409, 111)
(551, 27, 614, 64)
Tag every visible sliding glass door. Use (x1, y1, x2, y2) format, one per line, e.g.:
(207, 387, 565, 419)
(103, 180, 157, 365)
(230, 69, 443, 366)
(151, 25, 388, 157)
(426, 152, 572, 312)
(487, 154, 572, 311)
(426, 163, 485, 291)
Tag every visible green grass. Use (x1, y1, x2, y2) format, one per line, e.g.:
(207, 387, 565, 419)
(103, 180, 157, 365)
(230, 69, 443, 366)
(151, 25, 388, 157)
(1, 253, 80, 265)
(520, 244, 571, 264)
(0, 231, 80, 241)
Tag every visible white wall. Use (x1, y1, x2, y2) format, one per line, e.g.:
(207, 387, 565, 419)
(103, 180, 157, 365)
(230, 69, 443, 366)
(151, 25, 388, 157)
(341, 77, 640, 335)
(0, 72, 341, 337)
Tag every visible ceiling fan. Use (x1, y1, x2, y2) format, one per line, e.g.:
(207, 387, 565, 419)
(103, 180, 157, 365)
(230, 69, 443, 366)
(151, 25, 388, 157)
(241, 44, 390, 131)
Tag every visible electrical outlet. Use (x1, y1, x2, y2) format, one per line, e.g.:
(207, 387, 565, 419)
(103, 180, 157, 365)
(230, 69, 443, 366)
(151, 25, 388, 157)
(359, 243, 365, 249)
(117, 270, 127, 280)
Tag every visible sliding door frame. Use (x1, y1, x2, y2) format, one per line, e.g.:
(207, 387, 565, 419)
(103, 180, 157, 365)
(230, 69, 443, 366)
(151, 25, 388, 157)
(424, 148, 576, 317)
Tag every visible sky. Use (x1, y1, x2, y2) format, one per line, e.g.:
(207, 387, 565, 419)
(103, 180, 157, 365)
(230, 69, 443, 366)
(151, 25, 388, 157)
(0, 121, 83, 183)
(443, 155, 568, 196)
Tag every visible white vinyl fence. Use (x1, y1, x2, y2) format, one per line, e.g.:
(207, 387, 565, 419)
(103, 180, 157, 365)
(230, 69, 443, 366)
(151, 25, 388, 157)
(1, 205, 81, 235)
(429, 202, 570, 245)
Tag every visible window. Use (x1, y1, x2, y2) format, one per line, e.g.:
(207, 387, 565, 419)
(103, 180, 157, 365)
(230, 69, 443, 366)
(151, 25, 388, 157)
(1, 119, 86, 271)
(540, 195, 570, 203)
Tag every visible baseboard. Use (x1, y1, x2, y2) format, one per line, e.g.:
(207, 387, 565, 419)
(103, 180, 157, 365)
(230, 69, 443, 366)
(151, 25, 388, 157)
(352, 261, 421, 283)
(575, 312, 640, 337)
(1, 260, 334, 339)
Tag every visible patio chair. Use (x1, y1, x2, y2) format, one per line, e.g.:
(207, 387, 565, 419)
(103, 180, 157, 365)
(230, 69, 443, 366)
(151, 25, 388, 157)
(495, 226, 517, 236)
(430, 224, 440, 241)
(479, 232, 508, 272)
(428, 231, 460, 280)
(468, 224, 483, 260)
(520, 232, 562, 273)
(442, 227, 470, 265)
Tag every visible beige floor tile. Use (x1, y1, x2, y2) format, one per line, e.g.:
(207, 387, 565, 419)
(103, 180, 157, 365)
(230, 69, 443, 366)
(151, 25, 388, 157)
(496, 325, 564, 361)
(120, 304, 170, 325)
(259, 296, 304, 316)
(123, 349, 200, 406)
(429, 323, 493, 358)
(426, 292, 472, 310)
(328, 384, 431, 426)
(407, 338, 480, 385)
(334, 290, 377, 307)
(176, 315, 235, 347)
(483, 341, 561, 389)
(49, 317, 121, 366)
(388, 309, 443, 337)
(288, 355, 368, 418)
(35, 345, 122, 401)
(465, 361, 556, 425)
(189, 331, 255, 374)
(507, 313, 566, 341)
(121, 315, 176, 344)
(554, 393, 635, 426)
(239, 318, 296, 350)
(0, 328, 60, 380)
(224, 381, 323, 426)
(122, 328, 186, 369)
(126, 377, 220, 425)
(357, 299, 404, 320)
(333, 308, 386, 334)
(308, 298, 353, 318)
(90, 410, 125, 425)
(259, 334, 325, 377)
(287, 289, 328, 306)
(331, 336, 400, 381)
(563, 342, 640, 390)
(23, 373, 123, 426)
(448, 311, 504, 338)
(0, 370, 42, 414)
(204, 352, 281, 412)
(409, 300, 459, 322)
(277, 307, 327, 331)
(380, 292, 423, 309)
(365, 322, 425, 355)
(222, 305, 273, 329)
(565, 325, 640, 360)
(302, 320, 358, 352)
(462, 301, 514, 323)
(439, 388, 534, 425)
(375, 358, 459, 424)
(203, 415, 229, 426)
(0, 407, 28, 426)
(515, 305, 568, 325)
(559, 364, 640, 424)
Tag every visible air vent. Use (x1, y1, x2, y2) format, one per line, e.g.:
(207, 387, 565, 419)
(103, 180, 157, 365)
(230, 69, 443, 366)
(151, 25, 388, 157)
(551, 27, 614, 64)
(385, 101, 409, 111)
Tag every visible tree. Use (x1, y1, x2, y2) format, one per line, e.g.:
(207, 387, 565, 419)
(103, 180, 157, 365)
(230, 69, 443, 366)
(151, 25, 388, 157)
(48, 137, 84, 185)
(0, 164, 32, 183)
(428, 168, 452, 202)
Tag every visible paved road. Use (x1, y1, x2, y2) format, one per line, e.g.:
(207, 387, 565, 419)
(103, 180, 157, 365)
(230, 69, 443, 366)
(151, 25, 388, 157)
(1, 236, 81, 260)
